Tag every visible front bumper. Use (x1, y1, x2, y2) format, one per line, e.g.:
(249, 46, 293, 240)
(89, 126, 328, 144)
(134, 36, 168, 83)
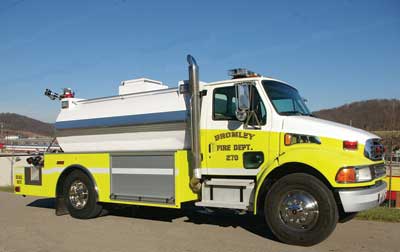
(338, 181, 387, 213)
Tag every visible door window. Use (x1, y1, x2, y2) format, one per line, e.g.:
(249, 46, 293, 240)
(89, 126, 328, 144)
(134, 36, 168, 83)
(213, 85, 266, 125)
(213, 86, 237, 120)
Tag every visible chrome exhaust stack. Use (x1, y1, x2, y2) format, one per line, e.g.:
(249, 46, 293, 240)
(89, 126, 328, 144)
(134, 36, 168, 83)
(187, 55, 202, 192)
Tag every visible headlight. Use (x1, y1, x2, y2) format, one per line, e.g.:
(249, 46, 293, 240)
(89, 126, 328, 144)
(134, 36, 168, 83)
(336, 166, 372, 183)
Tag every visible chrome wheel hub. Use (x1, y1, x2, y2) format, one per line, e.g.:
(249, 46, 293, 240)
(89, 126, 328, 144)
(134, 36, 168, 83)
(279, 190, 319, 230)
(69, 180, 89, 209)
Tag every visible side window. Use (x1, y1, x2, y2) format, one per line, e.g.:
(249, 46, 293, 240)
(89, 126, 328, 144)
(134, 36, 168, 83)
(250, 87, 267, 125)
(213, 86, 237, 120)
(213, 85, 267, 125)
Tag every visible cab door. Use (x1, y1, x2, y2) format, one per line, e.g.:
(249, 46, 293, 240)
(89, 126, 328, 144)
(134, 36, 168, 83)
(203, 81, 269, 176)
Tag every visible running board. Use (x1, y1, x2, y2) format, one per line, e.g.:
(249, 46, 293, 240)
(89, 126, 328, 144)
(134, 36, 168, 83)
(196, 200, 248, 210)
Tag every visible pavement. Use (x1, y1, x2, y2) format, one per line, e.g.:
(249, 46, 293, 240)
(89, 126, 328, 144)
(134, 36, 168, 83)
(0, 192, 399, 252)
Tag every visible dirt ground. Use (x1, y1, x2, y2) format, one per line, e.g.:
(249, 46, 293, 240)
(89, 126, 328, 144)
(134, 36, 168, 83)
(0, 192, 399, 252)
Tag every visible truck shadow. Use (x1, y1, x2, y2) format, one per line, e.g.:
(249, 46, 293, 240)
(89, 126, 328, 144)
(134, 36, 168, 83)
(27, 198, 55, 209)
(27, 199, 277, 242)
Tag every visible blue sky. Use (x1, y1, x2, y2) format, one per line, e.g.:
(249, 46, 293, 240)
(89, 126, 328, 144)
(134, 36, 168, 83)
(1, 0, 399, 123)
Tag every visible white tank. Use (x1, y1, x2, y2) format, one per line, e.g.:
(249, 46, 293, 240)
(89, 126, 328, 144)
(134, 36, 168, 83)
(55, 79, 191, 153)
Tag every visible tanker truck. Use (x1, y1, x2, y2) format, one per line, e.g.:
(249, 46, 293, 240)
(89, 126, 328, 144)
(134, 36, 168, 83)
(14, 55, 387, 246)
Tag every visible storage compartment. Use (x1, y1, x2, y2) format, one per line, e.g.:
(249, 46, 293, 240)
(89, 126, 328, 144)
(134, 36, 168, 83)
(110, 152, 175, 204)
(196, 178, 255, 210)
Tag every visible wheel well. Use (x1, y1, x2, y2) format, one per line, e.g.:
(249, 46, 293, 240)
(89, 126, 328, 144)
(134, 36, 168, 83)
(55, 165, 99, 215)
(256, 162, 333, 215)
(56, 165, 98, 199)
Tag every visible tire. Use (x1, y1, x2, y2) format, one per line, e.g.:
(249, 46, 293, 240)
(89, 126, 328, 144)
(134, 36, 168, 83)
(264, 173, 338, 246)
(63, 170, 103, 219)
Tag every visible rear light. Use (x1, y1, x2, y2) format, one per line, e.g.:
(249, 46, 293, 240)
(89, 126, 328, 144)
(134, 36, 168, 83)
(14, 186, 20, 193)
(343, 140, 358, 150)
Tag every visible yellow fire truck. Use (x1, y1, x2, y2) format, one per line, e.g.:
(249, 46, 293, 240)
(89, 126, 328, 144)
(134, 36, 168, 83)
(14, 55, 387, 246)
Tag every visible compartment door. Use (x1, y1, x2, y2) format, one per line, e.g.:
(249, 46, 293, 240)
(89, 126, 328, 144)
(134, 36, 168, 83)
(110, 152, 175, 204)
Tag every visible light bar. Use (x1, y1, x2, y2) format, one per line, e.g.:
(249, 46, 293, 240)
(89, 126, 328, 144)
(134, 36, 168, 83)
(228, 68, 261, 79)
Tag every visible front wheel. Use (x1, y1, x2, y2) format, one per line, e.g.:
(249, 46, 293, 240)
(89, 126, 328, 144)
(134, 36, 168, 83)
(63, 170, 103, 219)
(264, 173, 338, 246)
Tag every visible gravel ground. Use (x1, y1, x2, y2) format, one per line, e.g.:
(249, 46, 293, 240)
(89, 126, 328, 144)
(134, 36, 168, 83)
(0, 192, 399, 252)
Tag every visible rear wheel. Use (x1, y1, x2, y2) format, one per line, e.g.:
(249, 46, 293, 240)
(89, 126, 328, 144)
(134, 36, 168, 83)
(63, 170, 103, 219)
(264, 173, 338, 246)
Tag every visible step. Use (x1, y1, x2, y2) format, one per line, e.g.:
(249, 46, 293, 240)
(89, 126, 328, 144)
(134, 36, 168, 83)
(204, 178, 254, 187)
(195, 200, 248, 210)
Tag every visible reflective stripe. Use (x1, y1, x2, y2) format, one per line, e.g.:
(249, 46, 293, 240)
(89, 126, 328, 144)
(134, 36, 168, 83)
(112, 168, 174, 175)
(42, 167, 109, 175)
(55, 110, 187, 130)
(56, 122, 186, 137)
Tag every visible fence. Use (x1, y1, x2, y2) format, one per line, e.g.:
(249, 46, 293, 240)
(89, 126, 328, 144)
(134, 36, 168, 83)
(385, 152, 400, 208)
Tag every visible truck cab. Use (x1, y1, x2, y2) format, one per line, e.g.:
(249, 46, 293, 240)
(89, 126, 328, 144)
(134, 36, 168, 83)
(196, 69, 386, 245)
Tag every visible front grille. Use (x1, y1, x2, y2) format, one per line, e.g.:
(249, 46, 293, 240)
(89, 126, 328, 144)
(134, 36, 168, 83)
(370, 163, 386, 179)
(364, 138, 384, 161)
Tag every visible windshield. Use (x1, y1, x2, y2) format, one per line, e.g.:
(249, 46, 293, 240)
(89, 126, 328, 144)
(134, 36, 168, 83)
(262, 80, 311, 116)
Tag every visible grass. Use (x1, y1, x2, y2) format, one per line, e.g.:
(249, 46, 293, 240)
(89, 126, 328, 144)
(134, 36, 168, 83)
(356, 206, 400, 222)
(0, 186, 13, 193)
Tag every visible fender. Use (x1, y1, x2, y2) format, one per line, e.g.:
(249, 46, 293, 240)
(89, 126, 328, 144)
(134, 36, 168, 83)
(54, 164, 101, 216)
(253, 145, 379, 214)
(56, 164, 100, 199)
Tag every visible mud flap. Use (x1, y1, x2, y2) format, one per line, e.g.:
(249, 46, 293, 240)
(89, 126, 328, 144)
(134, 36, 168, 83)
(55, 196, 69, 216)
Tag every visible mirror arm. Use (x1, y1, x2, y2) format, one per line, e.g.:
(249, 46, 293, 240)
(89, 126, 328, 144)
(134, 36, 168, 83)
(244, 111, 261, 129)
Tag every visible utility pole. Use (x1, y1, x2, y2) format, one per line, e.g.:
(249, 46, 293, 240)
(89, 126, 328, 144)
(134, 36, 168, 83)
(387, 100, 396, 208)
(0, 122, 3, 140)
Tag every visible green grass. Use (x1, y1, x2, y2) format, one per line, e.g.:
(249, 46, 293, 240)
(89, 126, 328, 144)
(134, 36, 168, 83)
(0, 186, 13, 193)
(356, 207, 400, 222)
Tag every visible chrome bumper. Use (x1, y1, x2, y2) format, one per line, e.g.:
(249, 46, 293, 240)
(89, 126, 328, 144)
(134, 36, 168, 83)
(338, 181, 387, 213)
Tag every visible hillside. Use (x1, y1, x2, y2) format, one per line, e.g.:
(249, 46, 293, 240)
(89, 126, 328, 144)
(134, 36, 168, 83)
(0, 113, 54, 137)
(314, 99, 400, 131)
(314, 99, 400, 148)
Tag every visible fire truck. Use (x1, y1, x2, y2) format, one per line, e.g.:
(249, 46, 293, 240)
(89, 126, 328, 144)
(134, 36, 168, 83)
(14, 55, 387, 246)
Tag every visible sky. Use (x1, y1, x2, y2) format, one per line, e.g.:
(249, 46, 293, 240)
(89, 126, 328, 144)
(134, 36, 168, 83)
(0, 0, 399, 123)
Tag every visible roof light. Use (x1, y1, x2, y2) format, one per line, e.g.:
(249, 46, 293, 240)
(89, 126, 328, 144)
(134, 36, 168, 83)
(228, 68, 261, 79)
(61, 88, 75, 99)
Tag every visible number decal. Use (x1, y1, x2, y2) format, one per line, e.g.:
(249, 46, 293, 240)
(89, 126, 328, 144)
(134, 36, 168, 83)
(226, 155, 239, 161)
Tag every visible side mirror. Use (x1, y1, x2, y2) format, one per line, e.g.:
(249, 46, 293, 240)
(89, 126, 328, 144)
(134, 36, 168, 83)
(235, 83, 251, 121)
(237, 84, 250, 110)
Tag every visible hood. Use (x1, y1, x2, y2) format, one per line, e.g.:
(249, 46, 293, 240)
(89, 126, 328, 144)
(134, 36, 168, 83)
(282, 116, 379, 144)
